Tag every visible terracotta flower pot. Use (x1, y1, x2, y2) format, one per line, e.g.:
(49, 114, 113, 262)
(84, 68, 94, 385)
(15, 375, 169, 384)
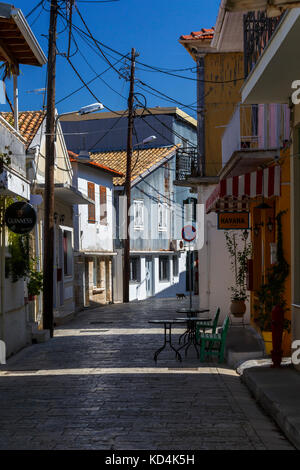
(230, 300, 246, 317)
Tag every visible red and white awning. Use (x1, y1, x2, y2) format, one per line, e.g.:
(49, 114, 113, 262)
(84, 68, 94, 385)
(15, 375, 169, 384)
(206, 165, 281, 213)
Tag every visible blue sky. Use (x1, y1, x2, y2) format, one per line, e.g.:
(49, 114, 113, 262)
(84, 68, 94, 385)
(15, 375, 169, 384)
(1, 0, 220, 119)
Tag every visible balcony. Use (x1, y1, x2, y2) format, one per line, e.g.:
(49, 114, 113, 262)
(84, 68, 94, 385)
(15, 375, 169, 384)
(244, 10, 283, 78)
(221, 102, 289, 178)
(175, 148, 199, 182)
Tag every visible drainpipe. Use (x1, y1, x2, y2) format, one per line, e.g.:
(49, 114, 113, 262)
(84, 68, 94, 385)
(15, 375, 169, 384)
(197, 54, 206, 177)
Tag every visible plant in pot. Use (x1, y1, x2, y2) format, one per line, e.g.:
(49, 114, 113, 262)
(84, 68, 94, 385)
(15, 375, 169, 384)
(254, 211, 291, 358)
(225, 231, 252, 317)
(27, 258, 43, 301)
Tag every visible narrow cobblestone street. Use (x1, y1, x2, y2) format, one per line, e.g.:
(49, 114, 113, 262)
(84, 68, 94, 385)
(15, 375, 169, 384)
(0, 298, 294, 450)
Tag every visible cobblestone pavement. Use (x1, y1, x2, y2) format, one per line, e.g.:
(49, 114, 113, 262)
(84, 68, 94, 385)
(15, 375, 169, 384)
(0, 298, 295, 450)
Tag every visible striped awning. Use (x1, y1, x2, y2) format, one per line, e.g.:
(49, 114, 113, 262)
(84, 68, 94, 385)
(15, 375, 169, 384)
(206, 165, 281, 213)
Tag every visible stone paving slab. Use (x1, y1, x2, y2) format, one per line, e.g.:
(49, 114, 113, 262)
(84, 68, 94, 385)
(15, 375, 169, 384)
(0, 298, 295, 450)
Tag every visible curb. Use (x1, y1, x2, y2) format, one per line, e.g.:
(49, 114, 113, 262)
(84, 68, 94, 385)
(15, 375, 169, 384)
(241, 367, 300, 450)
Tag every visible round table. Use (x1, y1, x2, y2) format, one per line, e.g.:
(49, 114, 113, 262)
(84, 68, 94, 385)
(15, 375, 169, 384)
(148, 319, 186, 362)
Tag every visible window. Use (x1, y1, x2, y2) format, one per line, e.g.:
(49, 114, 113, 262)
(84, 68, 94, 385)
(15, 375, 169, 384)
(134, 200, 144, 230)
(87, 182, 95, 223)
(159, 256, 170, 282)
(63, 230, 72, 276)
(158, 203, 168, 231)
(100, 186, 107, 225)
(173, 255, 179, 277)
(130, 257, 140, 282)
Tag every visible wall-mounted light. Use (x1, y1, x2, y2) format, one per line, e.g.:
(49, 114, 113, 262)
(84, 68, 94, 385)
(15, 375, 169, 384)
(54, 212, 58, 224)
(60, 214, 65, 224)
(253, 222, 264, 236)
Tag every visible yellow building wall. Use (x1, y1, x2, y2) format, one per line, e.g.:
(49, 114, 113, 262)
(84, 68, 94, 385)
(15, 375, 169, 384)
(250, 151, 291, 356)
(204, 52, 244, 176)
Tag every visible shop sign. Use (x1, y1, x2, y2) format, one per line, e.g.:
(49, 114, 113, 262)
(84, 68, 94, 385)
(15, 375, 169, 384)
(218, 212, 249, 230)
(5, 201, 37, 234)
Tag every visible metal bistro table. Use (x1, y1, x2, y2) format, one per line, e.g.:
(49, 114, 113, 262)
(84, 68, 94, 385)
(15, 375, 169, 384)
(176, 313, 211, 358)
(148, 319, 186, 362)
(176, 309, 210, 346)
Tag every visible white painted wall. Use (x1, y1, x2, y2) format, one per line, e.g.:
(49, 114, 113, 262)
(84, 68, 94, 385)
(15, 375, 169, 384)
(75, 165, 114, 253)
(198, 185, 250, 325)
(129, 251, 188, 301)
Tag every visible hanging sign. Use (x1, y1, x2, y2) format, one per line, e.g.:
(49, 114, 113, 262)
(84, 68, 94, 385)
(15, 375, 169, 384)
(218, 211, 249, 230)
(182, 225, 196, 242)
(5, 201, 37, 234)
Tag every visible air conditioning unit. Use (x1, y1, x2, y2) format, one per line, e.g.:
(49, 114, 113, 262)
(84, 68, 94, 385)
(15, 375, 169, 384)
(169, 240, 184, 252)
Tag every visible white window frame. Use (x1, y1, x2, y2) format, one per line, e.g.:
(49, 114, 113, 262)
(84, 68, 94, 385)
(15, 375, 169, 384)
(133, 200, 144, 230)
(59, 225, 74, 279)
(158, 202, 168, 232)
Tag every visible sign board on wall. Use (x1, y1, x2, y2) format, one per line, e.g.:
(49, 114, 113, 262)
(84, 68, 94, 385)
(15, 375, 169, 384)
(5, 202, 37, 234)
(218, 212, 249, 230)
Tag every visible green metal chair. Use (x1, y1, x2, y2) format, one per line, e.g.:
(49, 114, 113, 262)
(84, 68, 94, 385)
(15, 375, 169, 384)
(195, 307, 220, 342)
(199, 315, 230, 363)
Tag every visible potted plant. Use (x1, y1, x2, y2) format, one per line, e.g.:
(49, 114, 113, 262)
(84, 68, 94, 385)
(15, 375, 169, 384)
(254, 211, 291, 357)
(225, 231, 252, 317)
(27, 265, 43, 301)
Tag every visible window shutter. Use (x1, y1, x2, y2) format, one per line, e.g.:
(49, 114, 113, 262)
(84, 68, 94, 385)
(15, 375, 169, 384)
(88, 182, 96, 223)
(100, 186, 107, 225)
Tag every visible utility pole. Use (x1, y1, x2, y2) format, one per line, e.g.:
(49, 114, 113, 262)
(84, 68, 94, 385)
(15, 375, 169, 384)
(123, 48, 136, 303)
(43, 0, 58, 337)
(197, 54, 205, 177)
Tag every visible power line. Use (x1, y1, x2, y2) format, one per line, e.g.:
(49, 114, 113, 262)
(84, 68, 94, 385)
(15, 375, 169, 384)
(58, 8, 245, 85)
(59, 51, 126, 116)
(55, 55, 126, 105)
(25, 0, 44, 18)
(88, 109, 128, 151)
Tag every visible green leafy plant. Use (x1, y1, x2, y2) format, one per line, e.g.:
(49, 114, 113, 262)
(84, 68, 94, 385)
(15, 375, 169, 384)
(27, 262, 43, 297)
(0, 146, 12, 175)
(5, 232, 30, 282)
(254, 210, 291, 333)
(225, 231, 252, 302)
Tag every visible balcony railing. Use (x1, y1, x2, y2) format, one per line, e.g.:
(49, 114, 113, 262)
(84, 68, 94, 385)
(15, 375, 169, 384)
(175, 148, 198, 181)
(222, 103, 290, 168)
(244, 10, 283, 78)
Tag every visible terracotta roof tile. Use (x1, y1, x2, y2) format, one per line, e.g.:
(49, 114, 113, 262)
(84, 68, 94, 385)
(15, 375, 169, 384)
(91, 145, 178, 186)
(0, 111, 46, 148)
(180, 27, 215, 41)
(68, 150, 124, 177)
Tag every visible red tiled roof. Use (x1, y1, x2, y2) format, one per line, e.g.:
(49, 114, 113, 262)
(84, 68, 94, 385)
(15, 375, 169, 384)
(68, 150, 124, 177)
(0, 111, 45, 148)
(180, 27, 215, 41)
(91, 145, 178, 186)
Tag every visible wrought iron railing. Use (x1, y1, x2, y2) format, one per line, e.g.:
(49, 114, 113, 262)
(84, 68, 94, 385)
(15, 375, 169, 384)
(175, 148, 198, 181)
(244, 11, 283, 78)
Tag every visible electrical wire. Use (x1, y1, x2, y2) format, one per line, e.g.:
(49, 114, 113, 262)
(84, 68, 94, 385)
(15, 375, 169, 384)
(57, 7, 245, 85)
(60, 51, 126, 116)
(25, 0, 44, 18)
(88, 109, 128, 151)
(55, 55, 126, 105)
